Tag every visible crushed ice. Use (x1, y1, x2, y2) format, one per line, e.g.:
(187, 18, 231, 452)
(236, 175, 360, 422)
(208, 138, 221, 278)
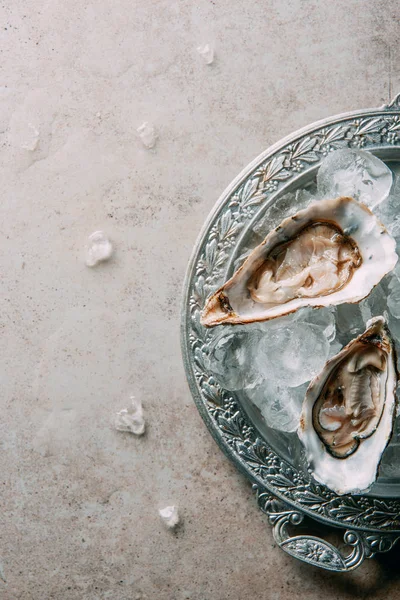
(205, 327, 262, 391)
(316, 148, 392, 210)
(207, 148, 400, 436)
(114, 396, 145, 435)
(256, 320, 330, 388)
(159, 505, 180, 529)
(388, 269, 400, 320)
(85, 231, 113, 267)
(247, 381, 308, 433)
(20, 123, 40, 151)
(197, 44, 214, 65)
(137, 121, 157, 149)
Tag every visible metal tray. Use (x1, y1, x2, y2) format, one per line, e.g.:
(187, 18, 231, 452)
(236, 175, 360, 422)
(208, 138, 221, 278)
(181, 94, 400, 571)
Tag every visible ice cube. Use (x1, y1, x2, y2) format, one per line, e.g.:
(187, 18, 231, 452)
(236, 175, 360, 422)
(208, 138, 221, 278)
(387, 274, 400, 320)
(197, 44, 214, 65)
(247, 380, 307, 433)
(252, 186, 320, 241)
(205, 327, 262, 391)
(256, 322, 330, 387)
(335, 302, 365, 344)
(20, 122, 40, 151)
(85, 231, 113, 267)
(377, 441, 400, 479)
(359, 281, 388, 323)
(137, 122, 157, 149)
(389, 217, 400, 242)
(294, 187, 318, 207)
(327, 339, 343, 358)
(159, 505, 180, 529)
(376, 175, 400, 228)
(317, 149, 392, 210)
(386, 314, 400, 374)
(114, 396, 145, 435)
(295, 306, 336, 342)
(254, 192, 296, 238)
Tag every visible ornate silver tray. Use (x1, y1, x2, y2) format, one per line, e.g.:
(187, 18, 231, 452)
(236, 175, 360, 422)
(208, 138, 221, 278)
(181, 95, 400, 572)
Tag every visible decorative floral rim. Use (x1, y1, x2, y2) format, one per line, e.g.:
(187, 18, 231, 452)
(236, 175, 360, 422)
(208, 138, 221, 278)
(181, 96, 400, 536)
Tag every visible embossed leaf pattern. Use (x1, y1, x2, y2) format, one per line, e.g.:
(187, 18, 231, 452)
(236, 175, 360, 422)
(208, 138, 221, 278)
(319, 125, 350, 150)
(188, 111, 400, 533)
(242, 191, 266, 208)
(190, 310, 204, 339)
(219, 209, 241, 239)
(193, 276, 205, 303)
(292, 488, 328, 508)
(268, 472, 296, 490)
(354, 117, 384, 135)
(260, 155, 284, 179)
(388, 116, 400, 131)
(202, 381, 222, 406)
(218, 413, 244, 438)
(202, 238, 227, 275)
(194, 346, 208, 372)
(291, 137, 319, 163)
(330, 499, 364, 523)
(237, 439, 269, 469)
(239, 177, 260, 208)
(364, 501, 400, 529)
(321, 125, 349, 144)
(266, 159, 291, 181)
(204, 239, 217, 271)
(255, 155, 291, 184)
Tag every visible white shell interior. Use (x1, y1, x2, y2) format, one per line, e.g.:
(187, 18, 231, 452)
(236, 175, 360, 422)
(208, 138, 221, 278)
(202, 196, 398, 326)
(298, 317, 397, 495)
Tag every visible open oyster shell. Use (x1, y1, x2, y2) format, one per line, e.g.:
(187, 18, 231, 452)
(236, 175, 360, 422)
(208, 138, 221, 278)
(298, 316, 398, 495)
(201, 196, 398, 326)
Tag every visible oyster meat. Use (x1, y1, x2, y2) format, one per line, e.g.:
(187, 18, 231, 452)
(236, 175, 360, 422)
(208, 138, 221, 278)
(201, 196, 397, 326)
(298, 316, 398, 495)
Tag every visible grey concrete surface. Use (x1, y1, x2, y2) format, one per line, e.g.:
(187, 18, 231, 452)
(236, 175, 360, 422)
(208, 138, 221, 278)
(1, 1, 400, 598)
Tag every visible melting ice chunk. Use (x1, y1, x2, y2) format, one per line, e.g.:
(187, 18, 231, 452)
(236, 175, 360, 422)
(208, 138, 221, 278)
(388, 274, 400, 320)
(389, 217, 400, 242)
(85, 231, 113, 267)
(247, 381, 308, 433)
(256, 322, 330, 387)
(335, 302, 365, 343)
(377, 439, 400, 479)
(317, 148, 392, 210)
(137, 122, 157, 149)
(20, 123, 40, 151)
(294, 306, 336, 342)
(206, 327, 262, 390)
(377, 176, 400, 234)
(197, 44, 214, 65)
(159, 505, 180, 529)
(359, 281, 388, 323)
(114, 396, 145, 435)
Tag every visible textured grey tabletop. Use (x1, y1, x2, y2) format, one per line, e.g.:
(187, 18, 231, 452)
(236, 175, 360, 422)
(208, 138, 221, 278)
(2, 1, 400, 599)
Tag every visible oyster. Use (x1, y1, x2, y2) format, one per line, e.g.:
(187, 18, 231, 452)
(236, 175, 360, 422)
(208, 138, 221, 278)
(201, 197, 397, 326)
(298, 316, 398, 495)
